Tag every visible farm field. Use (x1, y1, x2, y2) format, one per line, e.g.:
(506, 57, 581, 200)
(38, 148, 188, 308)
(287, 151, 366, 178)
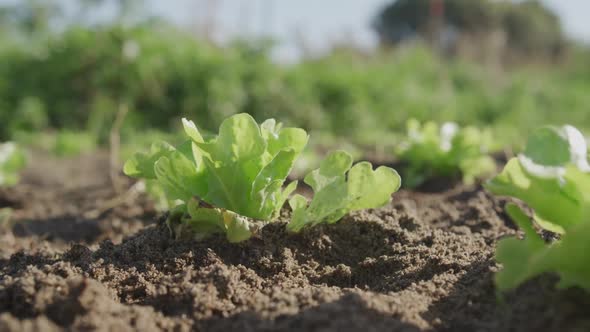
(1, 151, 588, 331)
(2, 1, 590, 331)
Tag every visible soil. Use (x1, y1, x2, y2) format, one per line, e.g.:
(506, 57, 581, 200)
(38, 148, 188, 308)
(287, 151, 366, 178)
(1, 152, 589, 331)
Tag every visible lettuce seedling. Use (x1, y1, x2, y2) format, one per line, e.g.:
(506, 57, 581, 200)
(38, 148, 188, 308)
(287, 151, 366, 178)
(485, 125, 590, 291)
(287, 150, 401, 232)
(0, 142, 27, 187)
(124, 113, 308, 242)
(396, 119, 496, 188)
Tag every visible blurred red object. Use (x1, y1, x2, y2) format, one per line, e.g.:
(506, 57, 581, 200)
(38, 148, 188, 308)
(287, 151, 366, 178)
(430, 0, 445, 18)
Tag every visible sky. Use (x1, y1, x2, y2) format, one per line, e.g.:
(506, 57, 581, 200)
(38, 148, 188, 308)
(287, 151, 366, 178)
(148, 0, 590, 62)
(151, 0, 389, 61)
(2, 0, 589, 61)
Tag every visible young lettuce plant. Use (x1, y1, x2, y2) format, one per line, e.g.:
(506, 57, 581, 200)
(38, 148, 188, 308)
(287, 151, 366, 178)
(396, 119, 496, 188)
(0, 142, 27, 187)
(485, 125, 590, 291)
(0, 142, 27, 224)
(287, 150, 401, 232)
(124, 113, 308, 242)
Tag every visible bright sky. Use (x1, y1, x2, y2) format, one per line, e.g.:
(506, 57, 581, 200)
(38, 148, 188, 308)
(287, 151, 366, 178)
(149, 0, 590, 62)
(1, 0, 589, 61)
(152, 0, 388, 61)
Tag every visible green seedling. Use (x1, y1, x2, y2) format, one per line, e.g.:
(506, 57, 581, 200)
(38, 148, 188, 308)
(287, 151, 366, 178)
(125, 113, 403, 242)
(287, 150, 401, 232)
(486, 125, 590, 291)
(0, 142, 27, 187)
(396, 119, 497, 188)
(125, 113, 308, 242)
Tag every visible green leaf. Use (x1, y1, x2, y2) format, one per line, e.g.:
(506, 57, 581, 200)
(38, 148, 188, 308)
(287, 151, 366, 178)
(305, 150, 352, 191)
(250, 150, 300, 217)
(487, 125, 590, 292)
(182, 118, 205, 143)
(485, 158, 581, 234)
(201, 113, 266, 162)
(564, 166, 590, 222)
(0, 142, 27, 187)
(252, 149, 297, 195)
(195, 114, 305, 220)
(125, 114, 309, 242)
(496, 206, 590, 291)
(288, 194, 309, 233)
(194, 114, 266, 214)
(184, 200, 222, 235)
(182, 197, 254, 243)
(154, 150, 207, 202)
(260, 118, 281, 139)
(347, 162, 401, 210)
(287, 150, 400, 232)
(267, 128, 309, 157)
(181, 118, 208, 176)
(547, 221, 590, 290)
(124, 141, 175, 179)
(523, 126, 570, 167)
(305, 173, 348, 224)
(495, 125, 590, 233)
(278, 181, 298, 217)
(223, 211, 255, 243)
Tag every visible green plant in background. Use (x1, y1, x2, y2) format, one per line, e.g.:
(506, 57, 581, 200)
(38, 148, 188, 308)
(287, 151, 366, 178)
(53, 130, 97, 157)
(3, 22, 590, 149)
(486, 125, 590, 291)
(287, 150, 401, 232)
(395, 119, 497, 188)
(124, 113, 309, 242)
(8, 96, 49, 136)
(0, 142, 27, 187)
(11, 129, 98, 158)
(0, 141, 26, 224)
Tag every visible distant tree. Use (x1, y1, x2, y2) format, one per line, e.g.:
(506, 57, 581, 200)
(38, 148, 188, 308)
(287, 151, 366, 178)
(501, 0, 565, 57)
(372, 0, 565, 60)
(372, 0, 430, 44)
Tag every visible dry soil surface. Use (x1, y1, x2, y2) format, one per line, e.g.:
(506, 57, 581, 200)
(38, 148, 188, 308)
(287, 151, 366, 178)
(1, 152, 589, 331)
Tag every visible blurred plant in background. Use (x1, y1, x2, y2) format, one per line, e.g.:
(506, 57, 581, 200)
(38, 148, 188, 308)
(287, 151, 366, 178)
(0, 142, 27, 187)
(0, 141, 26, 224)
(395, 119, 497, 188)
(0, 0, 588, 164)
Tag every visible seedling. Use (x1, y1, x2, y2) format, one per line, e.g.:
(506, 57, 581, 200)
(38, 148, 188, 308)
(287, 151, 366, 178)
(125, 114, 403, 242)
(287, 150, 401, 232)
(396, 119, 496, 188)
(125, 113, 308, 242)
(486, 125, 590, 291)
(0, 142, 27, 187)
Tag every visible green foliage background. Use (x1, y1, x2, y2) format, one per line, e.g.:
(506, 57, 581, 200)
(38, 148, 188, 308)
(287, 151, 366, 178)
(373, 0, 565, 59)
(0, 1, 589, 149)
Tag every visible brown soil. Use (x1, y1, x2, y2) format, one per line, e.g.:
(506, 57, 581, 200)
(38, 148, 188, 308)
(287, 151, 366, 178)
(1, 152, 589, 331)
(0, 150, 157, 258)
